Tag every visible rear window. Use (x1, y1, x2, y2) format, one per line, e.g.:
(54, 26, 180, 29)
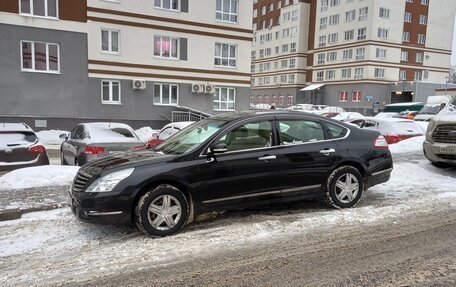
(326, 123, 348, 139)
(87, 127, 137, 141)
(0, 132, 37, 146)
(279, 120, 325, 145)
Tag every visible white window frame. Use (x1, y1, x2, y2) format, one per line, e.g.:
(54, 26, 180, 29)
(317, 53, 326, 65)
(320, 17, 328, 30)
(319, 35, 327, 47)
(377, 28, 389, 39)
(321, 0, 329, 11)
(345, 10, 355, 22)
(399, 70, 407, 80)
(403, 32, 411, 42)
(374, 68, 385, 78)
(341, 68, 351, 79)
(328, 33, 338, 44)
(154, 36, 179, 59)
(101, 80, 121, 105)
(418, 34, 426, 44)
(419, 15, 427, 25)
(214, 42, 237, 68)
(357, 28, 367, 40)
(379, 7, 390, 19)
(101, 29, 121, 54)
(359, 7, 368, 21)
(355, 47, 365, 60)
(290, 42, 297, 53)
(401, 50, 409, 61)
(342, 49, 352, 60)
(154, 0, 180, 11)
(216, 0, 238, 23)
(325, 70, 336, 80)
(214, 87, 236, 111)
(19, 0, 59, 19)
(316, 71, 324, 81)
(354, 67, 364, 79)
(404, 12, 412, 22)
(289, 58, 296, 69)
(344, 30, 354, 41)
(154, 83, 179, 106)
(421, 0, 429, 5)
(416, 53, 424, 63)
(20, 40, 60, 74)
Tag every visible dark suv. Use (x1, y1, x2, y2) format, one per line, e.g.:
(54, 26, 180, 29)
(70, 111, 393, 236)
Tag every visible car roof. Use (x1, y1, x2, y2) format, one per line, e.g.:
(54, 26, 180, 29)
(162, 121, 194, 129)
(81, 122, 134, 130)
(209, 110, 330, 122)
(0, 123, 34, 132)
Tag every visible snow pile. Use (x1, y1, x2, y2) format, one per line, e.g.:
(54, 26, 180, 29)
(36, 130, 68, 146)
(415, 121, 429, 132)
(0, 166, 79, 191)
(389, 136, 424, 154)
(135, 127, 158, 142)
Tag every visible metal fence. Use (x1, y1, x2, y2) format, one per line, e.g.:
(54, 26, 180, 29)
(172, 111, 208, 122)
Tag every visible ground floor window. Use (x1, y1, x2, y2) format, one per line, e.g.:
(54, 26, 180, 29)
(154, 83, 179, 105)
(214, 87, 235, 110)
(101, 80, 121, 104)
(21, 40, 60, 73)
(352, 91, 362, 102)
(339, 91, 348, 102)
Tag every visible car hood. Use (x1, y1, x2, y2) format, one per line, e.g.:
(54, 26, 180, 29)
(81, 150, 173, 176)
(432, 108, 456, 123)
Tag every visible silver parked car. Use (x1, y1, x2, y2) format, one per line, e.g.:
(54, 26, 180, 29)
(60, 122, 145, 166)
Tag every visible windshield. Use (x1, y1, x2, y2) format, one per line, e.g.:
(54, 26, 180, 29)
(418, 105, 441, 115)
(157, 119, 228, 155)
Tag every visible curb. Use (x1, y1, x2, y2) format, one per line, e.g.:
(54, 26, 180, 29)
(0, 203, 70, 222)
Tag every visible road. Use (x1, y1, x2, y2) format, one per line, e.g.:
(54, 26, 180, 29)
(86, 209, 456, 287)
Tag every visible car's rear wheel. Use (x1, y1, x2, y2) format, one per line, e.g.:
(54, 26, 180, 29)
(431, 161, 449, 168)
(135, 184, 188, 237)
(325, 166, 363, 209)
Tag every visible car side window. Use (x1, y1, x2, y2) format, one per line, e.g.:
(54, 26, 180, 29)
(279, 119, 325, 145)
(326, 123, 348, 139)
(218, 120, 273, 152)
(70, 126, 80, 140)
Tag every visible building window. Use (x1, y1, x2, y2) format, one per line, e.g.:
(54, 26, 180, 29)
(281, 59, 288, 68)
(282, 44, 289, 53)
(339, 91, 348, 102)
(374, 68, 385, 78)
(342, 49, 352, 60)
(355, 47, 365, 60)
(326, 70, 336, 80)
(416, 53, 424, 62)
(354, 67, 364, 79)
(327, 51, 337, 62)
(403, 32, 410, 42)
(414, 71, 422, 81)
(376, 48, 387, 59)
(321, 0, 328, 11)
(283, 12, 291, 22)
(320, 17, 328, 29)
(329, 14, 339, 25)
(101, 80, 121, 104)
(288, 74, 295, 84)
(328, 33, 338, 44)
(357, 28, 367, 40)
(21, 41, 60, 73)
(101, 29, 120, 54)
(352, 91, 362, 102)
(345, 10, 355, 22)
(216, 0, 238, 23)
(359, 7, 368, 21)
(287, 95, 294, 106)
(377, 28, 389, 39)
(280, 75, 287, 83)
(419, 15, 427, 25)
(154, 0, 179, 11)
(318, 35, 327, 47)
(291, 10, 298, 21)
(154, 83, 178, 105)
(265, 48, 271, 56)
(404, 12, 412, 22)
(316, 71, 324, 81)
(344, 30, 354, 41)
(283, 28, 290, 37)
(421, 0, 429, 5)
(154, 36, 178, 59)
(401, 50, 409, 61)
(341, 68, 351, 79)
(214, 87, 235, 110)
(251, 51, 256, 60)
(418, 34, 426, 44)
(290, 42, 297, 52)
(317, 53, 325, 64)
(291, 27, 298, 38)
(330, 0, 340, 7)
(20, 0, 58, 18)
(289, 58, 296, 68)
(214, 43, 236, 67)
(379, 7, 390, 19)
(399, 70, 407, 80)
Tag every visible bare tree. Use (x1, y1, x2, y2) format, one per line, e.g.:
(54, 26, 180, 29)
(449, 65, 456, 83)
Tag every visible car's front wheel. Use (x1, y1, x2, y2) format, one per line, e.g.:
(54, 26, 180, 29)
(135, 184, 188, 237)
(431, 161, 449, 168)
(325, 166, 363, 209)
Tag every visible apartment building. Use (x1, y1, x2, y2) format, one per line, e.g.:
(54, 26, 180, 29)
(251, 0, 456, 112)
(0, 0, 252, 130)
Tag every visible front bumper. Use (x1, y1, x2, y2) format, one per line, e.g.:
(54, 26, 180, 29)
(70, 189, 134, 225)
(423, 141, 456, 164)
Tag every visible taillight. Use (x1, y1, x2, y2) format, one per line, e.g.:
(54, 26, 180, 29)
(84, 146, 105, 155)
(134, 145, 146, 150)
(374, 135, 389, 148)
(384, 135, 401, 144)
(28, 145, 45, 153)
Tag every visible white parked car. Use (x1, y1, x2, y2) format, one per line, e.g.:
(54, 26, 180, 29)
(332, 112, 365, 122)
(147, 121, 194, 147)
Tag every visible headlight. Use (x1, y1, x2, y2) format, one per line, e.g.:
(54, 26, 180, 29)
(86, 168, 135, 193)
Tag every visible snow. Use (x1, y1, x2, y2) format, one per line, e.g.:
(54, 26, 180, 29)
(36, 130, 68, 146)
(0, 166, 79, 191)
(388, 136, 425, 154)
(135, 126, 158, 142)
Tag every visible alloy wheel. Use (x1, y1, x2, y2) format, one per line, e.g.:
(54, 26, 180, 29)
(335, 173, 359, 204)
(147, 195, 182, 231)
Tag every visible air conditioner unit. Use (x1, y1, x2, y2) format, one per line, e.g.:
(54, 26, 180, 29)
(205, 83, 216, 94)
(191, 83, 205, 93)
(132, 79, 146, 90)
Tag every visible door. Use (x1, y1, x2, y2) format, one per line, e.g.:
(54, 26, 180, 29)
(276, 117, 341, 194)
(63, 125, 83, 165)
(195, 118, 282, 208)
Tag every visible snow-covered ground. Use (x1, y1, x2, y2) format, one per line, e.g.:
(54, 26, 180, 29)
(0, 166, 79, 191)
(0, 136, 455, 286)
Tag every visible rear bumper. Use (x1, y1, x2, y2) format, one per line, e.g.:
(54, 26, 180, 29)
(70, 189, 134, 225)
(0, 154, 49, 171)
(367, 167, 392, 188)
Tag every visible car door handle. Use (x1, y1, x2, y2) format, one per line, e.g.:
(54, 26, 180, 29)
(258, 155, 277, 161)
(319, 148, 336, 155)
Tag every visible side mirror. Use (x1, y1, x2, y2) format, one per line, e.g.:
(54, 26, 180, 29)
(209, 142, 228, 154)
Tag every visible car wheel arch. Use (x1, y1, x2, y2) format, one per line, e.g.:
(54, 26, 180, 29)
(332, 160, 367, 180)
(131, 180, 195, 224)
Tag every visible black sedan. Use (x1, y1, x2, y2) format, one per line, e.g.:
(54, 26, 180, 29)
(70, 111, 393, 237)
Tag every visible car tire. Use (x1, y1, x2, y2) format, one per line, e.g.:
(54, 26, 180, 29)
(135, 184, 188, 237)
(325, 166, 364, 209)
(431, 162, 449, 168)
(60, 152, 67, 165)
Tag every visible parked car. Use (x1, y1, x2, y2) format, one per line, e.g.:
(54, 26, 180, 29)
(384, 102, 424, 113)
(0, 123, 49, 171)
(332, 112, 365, 122)
(321, 112, 340, 118)
(69, 111, 393, 237)
(147, 122, 194, 148)
(393, 110, 418, 120)
(423, 97, 456, 167)
(375, 112, 398, 118)
(414, 95, 453, 122)
(350, 117, 424, 144)
(60, 122, 145, 166)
